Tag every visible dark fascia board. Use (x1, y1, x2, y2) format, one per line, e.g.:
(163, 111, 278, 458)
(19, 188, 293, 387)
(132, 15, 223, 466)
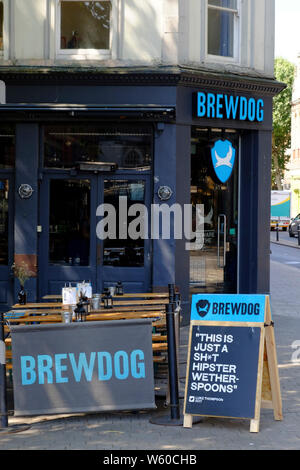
(0, 65, 286, 97)
(0, 103, 176, 122)
(0, 104, 175, 112)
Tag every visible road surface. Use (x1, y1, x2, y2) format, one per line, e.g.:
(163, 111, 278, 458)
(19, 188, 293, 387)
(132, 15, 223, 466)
(270, 239, 300, 318)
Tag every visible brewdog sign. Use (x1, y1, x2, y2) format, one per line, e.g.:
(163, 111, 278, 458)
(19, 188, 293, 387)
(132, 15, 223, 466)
(190, 294, 266, 323)
(11, 320, 155, 416)
(184, 294, 283, 433)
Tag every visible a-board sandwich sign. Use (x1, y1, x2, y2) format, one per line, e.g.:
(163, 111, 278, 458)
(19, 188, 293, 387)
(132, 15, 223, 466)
(183, 295, 282, 433)
(11, 319, 156, 416)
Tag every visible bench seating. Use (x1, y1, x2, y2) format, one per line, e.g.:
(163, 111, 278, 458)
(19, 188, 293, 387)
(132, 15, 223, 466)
(5, 289, 181, 371)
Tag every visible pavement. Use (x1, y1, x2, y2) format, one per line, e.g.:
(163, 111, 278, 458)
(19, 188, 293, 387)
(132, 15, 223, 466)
(270, 230, 300, 249)
(0, 237, 299, 452)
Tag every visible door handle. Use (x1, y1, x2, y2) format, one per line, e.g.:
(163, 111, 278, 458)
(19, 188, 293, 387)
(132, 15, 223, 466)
(217, 214, 227, 268)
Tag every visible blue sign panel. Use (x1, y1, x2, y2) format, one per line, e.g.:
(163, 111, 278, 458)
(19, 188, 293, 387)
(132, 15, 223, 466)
(194, 92, 264, 122)
(191, 294, 266, 323)
(211, 139, 236, 183)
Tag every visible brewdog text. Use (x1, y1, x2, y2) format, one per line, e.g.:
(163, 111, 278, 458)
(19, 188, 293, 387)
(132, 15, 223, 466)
(191, 294, 266, 323)
(194, 92, 265, 122)
(21, 349, 145, 386)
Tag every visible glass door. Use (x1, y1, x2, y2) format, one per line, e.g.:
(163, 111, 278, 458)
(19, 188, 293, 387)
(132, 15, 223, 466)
(97, 176, 152, 293)
(39, 174, 98, 297)
(190, 128, 239, 295)
(0, 126, 15, 310)
(0, 177, 14, 309)
(39, 173, 152, 298)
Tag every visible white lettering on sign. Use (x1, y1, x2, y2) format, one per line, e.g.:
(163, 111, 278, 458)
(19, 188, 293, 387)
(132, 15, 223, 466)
(190, 332, 240, 396)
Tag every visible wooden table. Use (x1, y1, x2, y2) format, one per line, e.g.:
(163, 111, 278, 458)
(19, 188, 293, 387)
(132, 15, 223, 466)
(12, 299, 169, 310)
(12, 302, 64, 309)
(5, 310, 164, 323)
(4, 309, 167, 369)
(42, 292, 171, 301)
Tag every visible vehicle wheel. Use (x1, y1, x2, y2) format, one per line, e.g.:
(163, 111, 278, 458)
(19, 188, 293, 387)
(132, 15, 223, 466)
(289, 230, 294, 238)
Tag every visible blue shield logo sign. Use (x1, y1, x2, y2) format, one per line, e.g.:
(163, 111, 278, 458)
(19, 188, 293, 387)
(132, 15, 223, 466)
(211, 139, 236, 183)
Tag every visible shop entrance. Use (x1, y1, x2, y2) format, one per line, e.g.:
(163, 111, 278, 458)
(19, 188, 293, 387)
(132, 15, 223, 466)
(190, 128, 239, 295)
(38, 123, 153, 298)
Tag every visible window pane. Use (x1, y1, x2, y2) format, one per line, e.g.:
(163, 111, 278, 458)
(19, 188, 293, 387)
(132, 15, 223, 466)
(61, 1, 111, 49)
(44, 124, 152, 171)
(190, 129, 239, 294)
(0, 179, 8, 265)
(49, 180, 90, 266)
(103, 180, 145, 267)
(0, 2, 3, 51)
(208, 8, 234, 57)
(208, 0, 237, 9)
(0, 126, 15, 169)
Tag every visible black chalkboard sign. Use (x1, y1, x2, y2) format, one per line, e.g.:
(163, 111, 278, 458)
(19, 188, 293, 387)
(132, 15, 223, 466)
(184, 324, 262, 419)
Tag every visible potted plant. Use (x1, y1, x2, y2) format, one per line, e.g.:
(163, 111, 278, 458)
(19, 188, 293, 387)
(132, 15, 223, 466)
(11, 261, 34, 305)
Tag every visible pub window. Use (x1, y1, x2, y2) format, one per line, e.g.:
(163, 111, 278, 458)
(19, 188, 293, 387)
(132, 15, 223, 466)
(0, 125, 15, 169)
(44, 124, 152, 171)
(0, 0, 9, 59)
(207, 0, 239, 59)
(57, 0, 113, 57)
(0, 2, 3, 53)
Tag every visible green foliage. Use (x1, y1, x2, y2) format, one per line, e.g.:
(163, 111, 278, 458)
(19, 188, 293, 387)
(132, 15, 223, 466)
(272, 58, 295, 189)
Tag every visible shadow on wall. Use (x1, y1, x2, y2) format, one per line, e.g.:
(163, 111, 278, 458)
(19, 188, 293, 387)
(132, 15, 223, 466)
(122, 0, 176, 65)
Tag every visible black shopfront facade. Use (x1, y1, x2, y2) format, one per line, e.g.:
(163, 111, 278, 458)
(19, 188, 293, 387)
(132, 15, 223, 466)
(0, 67, 283, 320)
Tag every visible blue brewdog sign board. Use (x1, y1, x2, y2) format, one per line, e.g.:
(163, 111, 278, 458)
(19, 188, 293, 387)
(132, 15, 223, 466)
(11, 320, 155, 416)
(184, 294, 283, 433)
(190, 294, 267, 323)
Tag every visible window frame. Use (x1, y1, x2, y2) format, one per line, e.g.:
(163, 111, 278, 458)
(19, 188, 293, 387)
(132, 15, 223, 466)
(0, 0, 9, 60)
(206, 0, 240, 63)
(55, 0, 118, 60)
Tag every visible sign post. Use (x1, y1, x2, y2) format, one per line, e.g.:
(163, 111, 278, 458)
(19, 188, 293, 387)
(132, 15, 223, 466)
(183, 295, 282, 433)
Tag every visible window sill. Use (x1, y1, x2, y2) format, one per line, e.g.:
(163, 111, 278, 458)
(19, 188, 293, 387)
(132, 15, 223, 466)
(206, 54, 239, 64)
(57, 50, 111, 61)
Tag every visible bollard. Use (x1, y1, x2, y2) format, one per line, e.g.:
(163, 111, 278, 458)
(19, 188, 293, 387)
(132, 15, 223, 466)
(164, 294, 182, 407)
(0, 312, 8, 428)
(168, 283, 175, 304)
(149, 302, 182, 426)
(276, 223, 279, 242)
(165, 302, 180, 420)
